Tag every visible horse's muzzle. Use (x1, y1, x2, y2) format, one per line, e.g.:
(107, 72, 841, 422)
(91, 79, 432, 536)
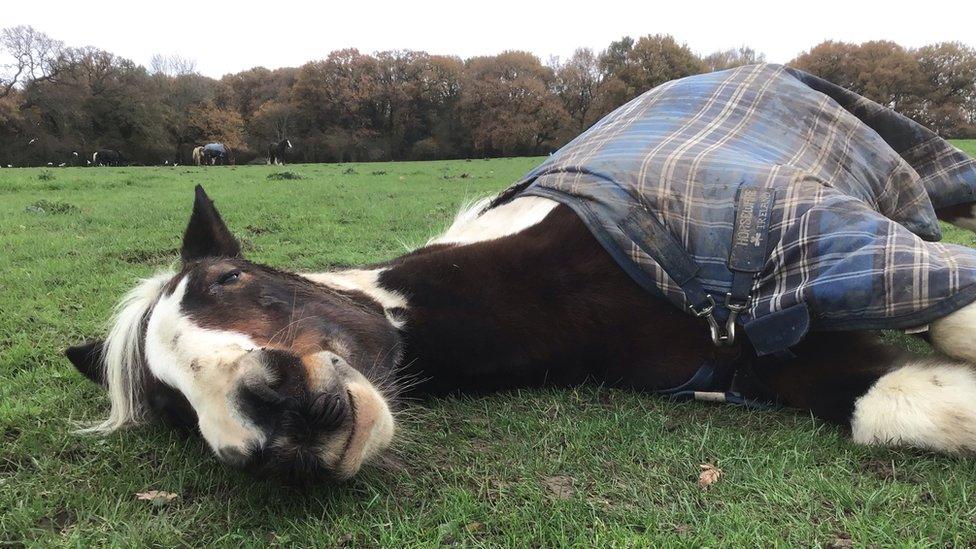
(231, 349, 356, 479)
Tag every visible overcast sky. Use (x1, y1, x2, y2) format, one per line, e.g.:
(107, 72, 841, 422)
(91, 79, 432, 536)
(5, 0, 976, 77)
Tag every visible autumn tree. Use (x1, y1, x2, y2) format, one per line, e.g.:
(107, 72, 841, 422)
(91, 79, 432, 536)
(459, 51, 569, 156)
(552, 48, 601, 132)
(591, 34, 705, 121)
(914, 42, 976, 136)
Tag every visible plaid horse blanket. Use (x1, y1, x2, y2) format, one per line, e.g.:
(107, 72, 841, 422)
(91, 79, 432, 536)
(493, 64, 976, 355)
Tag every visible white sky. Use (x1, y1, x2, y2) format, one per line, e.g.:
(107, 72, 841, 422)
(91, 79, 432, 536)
(5, 0, 976, 78)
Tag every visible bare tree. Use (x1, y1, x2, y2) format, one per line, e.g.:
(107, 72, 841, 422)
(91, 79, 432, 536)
(0, 25, 65, 97)
(702, 46, 766, 72)
(150, 53, 197, 76)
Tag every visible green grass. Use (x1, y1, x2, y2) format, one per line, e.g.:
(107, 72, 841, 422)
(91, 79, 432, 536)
(2, 145, 976, 546)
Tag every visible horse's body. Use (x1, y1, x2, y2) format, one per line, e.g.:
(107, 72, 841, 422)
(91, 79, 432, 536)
(268, 139, 292, 165)
(92, 149, 121, 166)
(67, 69, 976, 482)
(191, 146, 204, 166)
(202, 143, 229, 165)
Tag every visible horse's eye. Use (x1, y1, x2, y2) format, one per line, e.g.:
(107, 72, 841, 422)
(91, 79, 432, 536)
(217, 269, 242, 286)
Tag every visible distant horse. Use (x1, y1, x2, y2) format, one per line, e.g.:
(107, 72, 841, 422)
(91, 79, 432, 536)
(202, 143, 229, 166)
(92, 149, 121, 167)
(267, 139, 293, 165)
(66, 65, 976, 482)
(192, 146, 204, 166)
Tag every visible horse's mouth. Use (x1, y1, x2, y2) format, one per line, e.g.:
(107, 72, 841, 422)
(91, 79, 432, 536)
(230, 380, 393, 481)
(332, 380, 395, 479)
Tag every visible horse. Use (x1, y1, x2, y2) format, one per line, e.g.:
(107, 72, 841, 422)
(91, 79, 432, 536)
(268, 139, 293, 165)
(192, 146, 204, 166)
(202, 143, 229, 166)
(92, 149, 121, 167)
(66, 66, 976, 482)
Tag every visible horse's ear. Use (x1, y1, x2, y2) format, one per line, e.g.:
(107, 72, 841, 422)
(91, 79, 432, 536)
(65, 340, 106, 386)
(181, 185, 241, 262)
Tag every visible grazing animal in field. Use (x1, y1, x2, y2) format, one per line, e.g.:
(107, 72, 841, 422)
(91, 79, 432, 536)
(67, 65, 976, 482)
(191, 146, 204, 166)
(92, 149, 121, 167)
(202, 143, 229, 165)
(267, 139, 293, 165)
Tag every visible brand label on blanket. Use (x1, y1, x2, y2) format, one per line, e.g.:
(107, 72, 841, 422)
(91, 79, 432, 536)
(729, 186, 775, 273)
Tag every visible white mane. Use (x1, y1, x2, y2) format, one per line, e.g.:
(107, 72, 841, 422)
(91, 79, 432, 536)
(427, 196, 557, 246)
(81, 270, 174, 433)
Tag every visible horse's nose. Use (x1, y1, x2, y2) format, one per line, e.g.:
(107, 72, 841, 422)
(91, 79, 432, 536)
(238, 349, 351, 432)
(239, 349, 308, 400)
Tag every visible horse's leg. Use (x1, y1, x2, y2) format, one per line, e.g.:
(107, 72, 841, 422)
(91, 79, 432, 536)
(749, 330, 976, 453)
(936, 202, 976, 232)
(929, 300, 976, 363)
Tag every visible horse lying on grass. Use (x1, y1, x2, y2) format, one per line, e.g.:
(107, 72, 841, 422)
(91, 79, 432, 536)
(68, 65, 976, 481)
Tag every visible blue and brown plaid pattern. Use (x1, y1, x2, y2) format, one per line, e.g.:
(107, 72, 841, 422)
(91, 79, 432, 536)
(495, 64, 976, 352)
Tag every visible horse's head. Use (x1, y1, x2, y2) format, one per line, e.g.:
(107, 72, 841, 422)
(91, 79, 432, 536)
(66, 185, 401, 480)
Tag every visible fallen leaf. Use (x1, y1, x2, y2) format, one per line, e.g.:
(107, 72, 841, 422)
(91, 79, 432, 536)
(464, 522, 484, 533)
(698, 463, 723, 489)
(135, 490, 179, 506)
(542, 475, 575, 500)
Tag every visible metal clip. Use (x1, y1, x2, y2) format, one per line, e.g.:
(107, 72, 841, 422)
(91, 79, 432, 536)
(724, 293, 750, 347)
(692, 294, 748, 347)
(690, 295, 725, 346)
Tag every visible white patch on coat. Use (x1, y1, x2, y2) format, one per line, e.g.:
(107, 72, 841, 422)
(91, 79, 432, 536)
(302, 269, 408, 329)
(302, 269, 407, 309)
(930, 300, 976, 363)
(143, 276, 264, 455)
(428, 196, 559, 246)
(303, 196, 557, 329)
(852, 361, 976, 453)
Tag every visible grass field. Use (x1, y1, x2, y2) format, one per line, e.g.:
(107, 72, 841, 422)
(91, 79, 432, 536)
(2, 143, 976, 546)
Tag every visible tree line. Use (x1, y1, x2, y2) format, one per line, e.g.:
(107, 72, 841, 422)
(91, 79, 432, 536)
(1, 26, 974, 166)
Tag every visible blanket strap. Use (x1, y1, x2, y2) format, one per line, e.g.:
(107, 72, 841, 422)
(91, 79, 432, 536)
(724, 185, 776, 345)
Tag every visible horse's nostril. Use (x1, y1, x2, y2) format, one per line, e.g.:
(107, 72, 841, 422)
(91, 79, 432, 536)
(245, 379, 286, 405)
(308, 391, 348, 430)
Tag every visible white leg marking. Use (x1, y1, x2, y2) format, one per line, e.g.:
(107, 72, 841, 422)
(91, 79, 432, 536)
(852, 361, 976, 453)
(930, 300, 976, 363)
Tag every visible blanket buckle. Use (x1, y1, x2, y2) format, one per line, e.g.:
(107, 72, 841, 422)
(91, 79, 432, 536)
(690, 295, 727, 346)
(723, 293, 750, 347)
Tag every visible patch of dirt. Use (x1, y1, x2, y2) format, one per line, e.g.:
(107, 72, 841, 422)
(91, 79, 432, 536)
(826, 531, 853, 548)
(542, 474, 575, 500)
(863, 458, 895, 480)
(35, 508, 76, 533)
(116, 248, 179, 264)
(3, 426, 21, 443)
